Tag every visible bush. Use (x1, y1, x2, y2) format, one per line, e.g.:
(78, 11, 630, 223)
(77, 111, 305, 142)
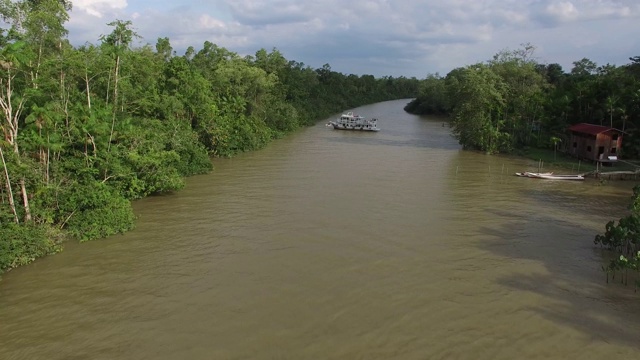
(0, 223, 64, 274)
(63, 182, 136, 241)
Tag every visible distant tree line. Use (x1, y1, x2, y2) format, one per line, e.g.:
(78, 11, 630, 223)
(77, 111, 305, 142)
(0, 0, 419, 274)
(405, 43, 640, 156)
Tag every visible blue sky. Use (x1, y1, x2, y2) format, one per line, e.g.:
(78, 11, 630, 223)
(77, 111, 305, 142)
(67, 0, 640, 78)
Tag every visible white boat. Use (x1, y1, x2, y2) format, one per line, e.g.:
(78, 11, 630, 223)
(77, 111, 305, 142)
(516, 172, 584, 181)
(515, 172, 553, 177)
(327, 111, 380, 132)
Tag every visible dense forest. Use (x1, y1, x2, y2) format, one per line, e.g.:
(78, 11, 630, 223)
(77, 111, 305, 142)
(405, 44, 640, 157)
(0, 0, 419, 274)
(405, 44, 640, 290)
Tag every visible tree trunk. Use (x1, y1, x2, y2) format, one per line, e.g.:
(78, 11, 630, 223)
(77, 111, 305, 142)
(85, 72, 91, 110)
(46, 132, 50, 184)
(0, 146, 19, 224)
(1, 69, 32, 223)
(108, 54, 120, 151)
(19, 177, 31, 222)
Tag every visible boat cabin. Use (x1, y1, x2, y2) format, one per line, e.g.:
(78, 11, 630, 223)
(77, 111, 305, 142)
(331, 111, 379, 131)
(567, 123, 623, 162)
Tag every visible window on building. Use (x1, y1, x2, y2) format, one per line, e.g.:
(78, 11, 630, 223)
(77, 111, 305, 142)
(612, 134, 619, 141)
(611, 147, 617, 154)
(598, 146, 605, 154)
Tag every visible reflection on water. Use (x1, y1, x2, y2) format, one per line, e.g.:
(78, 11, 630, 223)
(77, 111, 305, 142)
(1, 99, 640, 360)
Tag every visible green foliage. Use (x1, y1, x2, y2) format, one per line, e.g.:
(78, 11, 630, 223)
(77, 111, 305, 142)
(407, 44, 640, 159)
(59, 180, 135, 241)
(162, 119, 212, 176)
(404, 74, 449, 114)
(446, 63, 507, 153)
(112, 118, 189, 198)
(0, 223, 64, 274)
(596, 185, 640, 289)
(601, 253, 640, 288)
(0, 4, 419, 277)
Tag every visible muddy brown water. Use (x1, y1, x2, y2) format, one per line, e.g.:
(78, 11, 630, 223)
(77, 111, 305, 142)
(1, 99, 640, 359)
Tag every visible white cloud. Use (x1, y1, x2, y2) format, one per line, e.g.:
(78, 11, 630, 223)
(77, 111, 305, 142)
(199, 15, 229, 30)
(545, 1, 579, 22)
(63, 0, 640, 77)
(534, 0, 640, 25)
(72, 0, 128, 18)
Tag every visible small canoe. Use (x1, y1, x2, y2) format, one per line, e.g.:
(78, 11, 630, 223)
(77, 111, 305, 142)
(515, 172, 553, 177)
(516, 172, 584, 180)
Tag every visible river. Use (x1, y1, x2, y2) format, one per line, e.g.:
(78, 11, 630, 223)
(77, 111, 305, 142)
(1, 99, 639, 359)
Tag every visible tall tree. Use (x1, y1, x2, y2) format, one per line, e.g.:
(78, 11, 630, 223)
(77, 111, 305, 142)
(446, 63, 507, 153)
(0, 37, 33, 221)
(99, 19, 138, 150)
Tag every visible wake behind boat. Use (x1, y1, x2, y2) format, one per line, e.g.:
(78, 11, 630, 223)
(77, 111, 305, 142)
(327, 111, 380, 132)
(515, 171, 585, 181)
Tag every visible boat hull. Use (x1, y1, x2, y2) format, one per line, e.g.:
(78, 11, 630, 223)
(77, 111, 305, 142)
(516, 172, 584, 180)
(330, 123, 379, 131)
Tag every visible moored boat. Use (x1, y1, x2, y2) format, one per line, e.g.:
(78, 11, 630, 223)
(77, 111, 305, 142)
(516, 171, 584, 180)
(515, 172, 553, 177)
(327, 111, 380, 132)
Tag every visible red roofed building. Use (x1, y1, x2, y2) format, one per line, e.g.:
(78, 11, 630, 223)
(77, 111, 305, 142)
(568, 123, 623, 162)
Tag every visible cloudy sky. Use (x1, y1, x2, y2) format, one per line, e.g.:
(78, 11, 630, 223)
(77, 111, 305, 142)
(66, 0, 640, 78)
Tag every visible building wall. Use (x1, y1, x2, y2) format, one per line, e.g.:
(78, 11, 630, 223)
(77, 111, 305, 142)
(569, 133, 595, 160)
(568, 130, 622, 161)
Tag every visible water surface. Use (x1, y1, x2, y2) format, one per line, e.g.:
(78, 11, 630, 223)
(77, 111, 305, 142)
(1, 99, 640, 360)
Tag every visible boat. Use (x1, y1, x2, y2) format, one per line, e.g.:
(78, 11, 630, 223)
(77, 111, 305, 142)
(515, 171, 553, 177)
(327, 111, 380, 132)
(529, 173, 585, 180)
(515, 171, 584, 181)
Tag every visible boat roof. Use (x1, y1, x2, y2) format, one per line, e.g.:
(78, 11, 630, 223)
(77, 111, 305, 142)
(568, 123, 624, 135)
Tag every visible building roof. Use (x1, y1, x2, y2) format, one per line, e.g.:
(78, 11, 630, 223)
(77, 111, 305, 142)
(568, 123, 622, 136)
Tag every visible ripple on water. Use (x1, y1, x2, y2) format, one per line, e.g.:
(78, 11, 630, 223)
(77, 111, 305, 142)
(1, 100, 640, 359)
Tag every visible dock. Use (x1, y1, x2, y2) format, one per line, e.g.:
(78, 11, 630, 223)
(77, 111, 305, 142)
(586, 160, 640, 180)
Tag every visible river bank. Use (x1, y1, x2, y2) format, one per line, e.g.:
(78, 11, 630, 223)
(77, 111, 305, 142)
(0, 101, 408, 279)
(2, 100, 639, 359)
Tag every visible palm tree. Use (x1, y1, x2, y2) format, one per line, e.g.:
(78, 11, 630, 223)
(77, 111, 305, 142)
(551, 136, 562, 161)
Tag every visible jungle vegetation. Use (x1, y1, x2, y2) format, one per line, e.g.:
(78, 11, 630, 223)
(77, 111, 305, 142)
(0, 0, 419, 274)
(406, 44, 640, 290)
(405, 44, 640, 157)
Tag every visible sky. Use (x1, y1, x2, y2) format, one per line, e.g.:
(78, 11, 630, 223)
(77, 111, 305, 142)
(65, 0, 640, 78)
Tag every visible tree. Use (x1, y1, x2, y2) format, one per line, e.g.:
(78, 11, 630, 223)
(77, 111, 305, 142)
(0, 39, 33, 222)
(404, 73, 448, 115)
(550, 136, 562, 161)
(571, 58, 597, 76)
(155, 37, 172, 62)
(0, 141, 18, 223)
(488, 44, 548, 148)
(99, 19, 139, 150)
(446, 64, 507, 153)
